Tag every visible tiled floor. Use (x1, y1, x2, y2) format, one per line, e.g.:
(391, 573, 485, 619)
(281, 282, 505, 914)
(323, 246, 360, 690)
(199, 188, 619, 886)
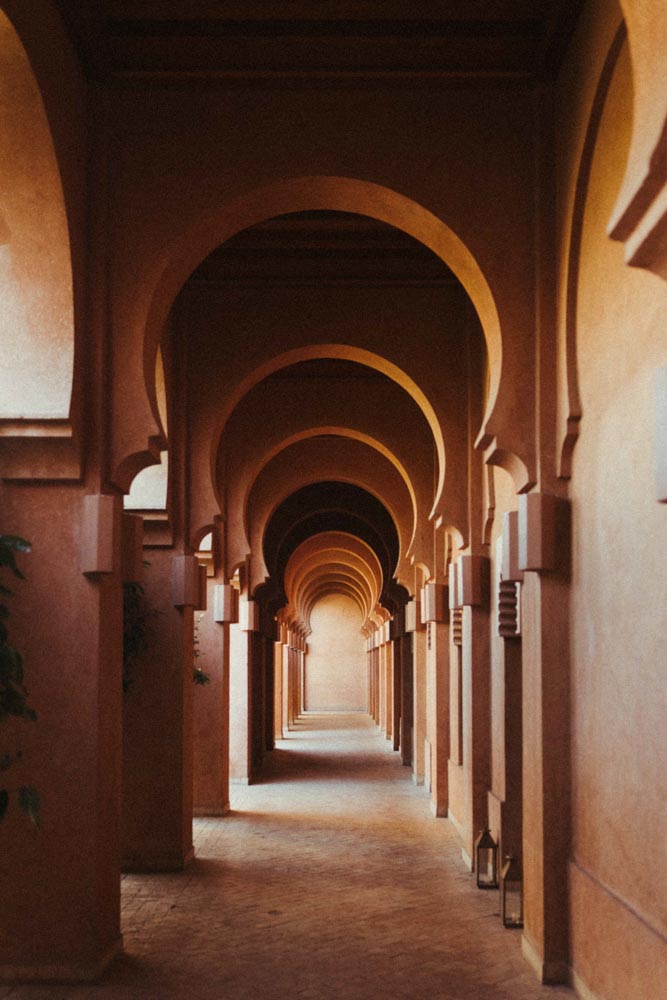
(4, 714, 574, 999)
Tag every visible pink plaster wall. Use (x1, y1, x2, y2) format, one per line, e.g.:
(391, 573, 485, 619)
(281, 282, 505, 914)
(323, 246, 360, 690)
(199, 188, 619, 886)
(304, 595, 368, 712)
(0, 484, 122, 975)
(566, 37, 667, 998)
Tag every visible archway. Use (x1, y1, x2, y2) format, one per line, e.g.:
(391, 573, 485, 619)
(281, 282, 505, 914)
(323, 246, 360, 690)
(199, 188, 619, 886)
(0, 9, 75, 423)
(117, 176, 504, 492)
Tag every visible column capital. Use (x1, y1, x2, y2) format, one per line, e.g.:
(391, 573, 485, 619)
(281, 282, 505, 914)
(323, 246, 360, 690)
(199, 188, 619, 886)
(518, 493, 570, 574)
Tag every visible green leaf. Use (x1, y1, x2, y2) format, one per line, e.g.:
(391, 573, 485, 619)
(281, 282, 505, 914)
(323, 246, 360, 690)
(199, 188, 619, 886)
(0, 789, 8, 821)
(18, 786, 40, 827)
(0, 549, 23, 579)
(0, 536, 31, 553)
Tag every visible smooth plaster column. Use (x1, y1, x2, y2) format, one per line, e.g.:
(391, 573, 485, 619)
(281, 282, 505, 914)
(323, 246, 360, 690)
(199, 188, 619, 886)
(400, 632, 414, 767)
(122, 548, 195, 871)
(392, 635, 402, 751)
(488, 515, 524, 866)
(281, 642, 290, 734)
(1, 488, 124, 979)
(250, 630, 265, 773)
(378, 636, 386, 732)
(455, 555, 491, 866)
(193, 583, 231, 816)
(384, 638, 393, 741)
(273, 638, 284, 740)
(427, 619, 450, 816)
(518, 494, 571, 984)
(412, 625, 427, 784)
(229, 621, 252, 783)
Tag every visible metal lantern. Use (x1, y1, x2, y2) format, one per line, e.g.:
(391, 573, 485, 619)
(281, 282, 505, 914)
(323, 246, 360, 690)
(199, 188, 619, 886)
(474, 827, 499, 889)
(500, 854, 523, 927)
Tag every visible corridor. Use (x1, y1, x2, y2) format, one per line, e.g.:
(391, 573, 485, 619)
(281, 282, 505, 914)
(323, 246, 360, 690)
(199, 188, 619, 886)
(4, 715, 573, 1000)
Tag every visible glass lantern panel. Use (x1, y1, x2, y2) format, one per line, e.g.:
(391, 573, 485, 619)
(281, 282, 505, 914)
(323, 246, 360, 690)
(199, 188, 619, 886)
(478, 848, 496, 885)
(503, 883, 523, 926)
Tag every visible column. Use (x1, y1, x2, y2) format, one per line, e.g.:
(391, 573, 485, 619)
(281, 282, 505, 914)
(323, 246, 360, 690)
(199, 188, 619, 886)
(0, 488, 124, 979)
(518, 493, 571, 984)
(412, 614, 427, 785)
(384, 626, 393, 742)
(459, 554, 491, 867)
(391, 625, 402, 752)
(123, 549, 198, 870)
(401, 602, 417, 767)
(193, 580, 235, 816)
(229, 598, 258, 784)
(423, 582, 450, 816)
(487, 513, 523, 867)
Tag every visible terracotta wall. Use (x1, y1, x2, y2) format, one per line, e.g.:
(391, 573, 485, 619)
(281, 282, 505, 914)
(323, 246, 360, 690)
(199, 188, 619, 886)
(305, 594, 368, 712)
(557, 16, 667, 999)
(0, 483, 123, 976)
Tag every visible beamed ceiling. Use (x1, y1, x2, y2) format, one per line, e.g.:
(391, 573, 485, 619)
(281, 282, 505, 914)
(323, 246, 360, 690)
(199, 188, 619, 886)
(189, 211, 456, 287)
(56, 1, 583, 81)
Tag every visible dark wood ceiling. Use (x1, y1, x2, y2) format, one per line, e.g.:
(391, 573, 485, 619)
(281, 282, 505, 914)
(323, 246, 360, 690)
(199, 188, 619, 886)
(56, 1, 583, 81)
(189, 211, 456, 288)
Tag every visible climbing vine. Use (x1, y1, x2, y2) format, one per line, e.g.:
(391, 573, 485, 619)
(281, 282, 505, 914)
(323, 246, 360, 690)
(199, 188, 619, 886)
(0, 535, 40, 826)
(122, 579, 151, 692)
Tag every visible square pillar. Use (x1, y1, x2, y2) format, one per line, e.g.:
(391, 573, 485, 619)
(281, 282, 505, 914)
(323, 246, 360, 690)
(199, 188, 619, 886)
(518, 493, 571, 984)
(1, 487, 124, 979)
(193, 577, 231, 817)
(123, 548, 194, 871)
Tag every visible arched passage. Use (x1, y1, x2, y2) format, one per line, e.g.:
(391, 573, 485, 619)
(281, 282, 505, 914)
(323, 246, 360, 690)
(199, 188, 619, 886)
(117, 176, 503, 492)
(213, 344, 446, 518)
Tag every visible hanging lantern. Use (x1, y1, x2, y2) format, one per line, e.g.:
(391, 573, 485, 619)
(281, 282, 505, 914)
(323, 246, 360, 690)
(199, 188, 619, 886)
(500, 854, 523, 927)
(474, 827, 498, 889)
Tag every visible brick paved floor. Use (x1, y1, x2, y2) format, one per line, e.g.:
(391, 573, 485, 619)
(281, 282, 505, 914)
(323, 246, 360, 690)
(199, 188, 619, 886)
(4, 713, 575, 1000)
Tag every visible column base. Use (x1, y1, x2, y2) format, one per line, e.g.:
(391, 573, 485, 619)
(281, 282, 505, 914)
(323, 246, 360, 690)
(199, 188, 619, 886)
(123, 845, 194, 873)
(521, 934, 569, 985)
(571, 970, 603, 1000)
(0, 936, 123, 984)
(194, 803, 230, 816)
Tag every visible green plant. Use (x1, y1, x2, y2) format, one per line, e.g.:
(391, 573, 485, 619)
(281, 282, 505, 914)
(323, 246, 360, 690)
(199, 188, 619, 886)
(123, 579, 149, 692)
(0, 534, 39, 826)
(193, 613, 210, 686)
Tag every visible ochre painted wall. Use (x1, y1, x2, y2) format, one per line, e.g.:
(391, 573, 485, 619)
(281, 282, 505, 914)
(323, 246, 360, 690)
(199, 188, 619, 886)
(304, 595, 368, 713)
(566, 39, 667, 1000)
